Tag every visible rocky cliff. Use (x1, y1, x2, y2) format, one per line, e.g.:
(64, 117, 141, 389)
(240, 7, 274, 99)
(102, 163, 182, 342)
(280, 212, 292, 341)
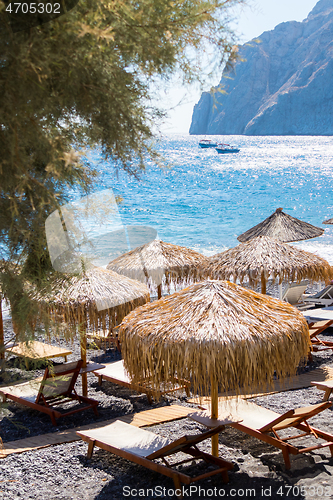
(190, 0, 333, 135)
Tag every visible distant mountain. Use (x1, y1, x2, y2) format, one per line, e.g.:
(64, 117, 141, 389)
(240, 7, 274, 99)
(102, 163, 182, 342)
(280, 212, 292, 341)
(189, 0, 333, 135)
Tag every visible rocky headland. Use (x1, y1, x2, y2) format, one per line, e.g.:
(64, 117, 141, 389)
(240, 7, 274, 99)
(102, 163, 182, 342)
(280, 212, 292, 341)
(190, 0, 333, 135)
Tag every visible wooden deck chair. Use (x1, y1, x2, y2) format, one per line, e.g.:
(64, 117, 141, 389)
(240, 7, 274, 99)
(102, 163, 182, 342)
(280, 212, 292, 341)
(0, 359, 99, 425)
(191, 399, 333, 470)
(308, 320, 333, 361)
(304, 284, 333, 307)
(86, 330, 121, 353)
(282, 280, 310, 308)
(5, 340, 72, 369)
(311, 379, 333, 402)
(93, 360, 190, 404)
(77, 420, 232, 492)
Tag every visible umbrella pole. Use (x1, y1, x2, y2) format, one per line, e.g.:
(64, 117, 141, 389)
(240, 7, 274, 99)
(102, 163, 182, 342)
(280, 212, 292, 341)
(80, 322, 88, 397)
(157, 284, 162, 299)
(211, 375, 219, 457)
(261, 272, 266, 295)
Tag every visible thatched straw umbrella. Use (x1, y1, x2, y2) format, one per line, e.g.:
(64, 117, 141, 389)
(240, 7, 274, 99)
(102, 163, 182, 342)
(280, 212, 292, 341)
(107, 239, 209, 298)
(34, 267, 150, 396)
(323, 218, 333, 224)
(237, 208, 324, 243)
(119, 280, 310, 456)
(205, 236, 333, 294)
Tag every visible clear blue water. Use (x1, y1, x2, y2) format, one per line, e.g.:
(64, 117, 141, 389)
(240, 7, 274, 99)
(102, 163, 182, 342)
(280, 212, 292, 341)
(88, 134, 333, 264)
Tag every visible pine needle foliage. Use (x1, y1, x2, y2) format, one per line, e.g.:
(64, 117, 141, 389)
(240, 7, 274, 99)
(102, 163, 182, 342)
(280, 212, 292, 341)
(0, 0, 243, 331)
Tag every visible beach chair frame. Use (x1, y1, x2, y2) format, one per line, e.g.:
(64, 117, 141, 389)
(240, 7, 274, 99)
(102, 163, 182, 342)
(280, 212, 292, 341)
(232, 401, 333, 469)
(304, 284, 333, 307)
(308, 320, 333, 361)
(77, 421, 232, 492)
(192, 400, 333, 470)
(86, 330, 121, 353)
(311, 379, 333, 402)
(282, 280, 310, 308)
(0, 359, 99, 425)
(93, 360, 190, 404)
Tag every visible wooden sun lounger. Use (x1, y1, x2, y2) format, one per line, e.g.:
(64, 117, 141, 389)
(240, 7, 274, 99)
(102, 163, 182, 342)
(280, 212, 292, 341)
(77, 420, 233, 492)
(308, 320, 333, 361)
(0, 360, 99, 425)
(282, 280, 309, 305)
(304, 284, 333, 307)
(190, 399, 333, 469)
(93, 360, 190, 404)
(6, 341, 72, 368)
(311, 379, 333, 401)
(86, 330, 121, 352)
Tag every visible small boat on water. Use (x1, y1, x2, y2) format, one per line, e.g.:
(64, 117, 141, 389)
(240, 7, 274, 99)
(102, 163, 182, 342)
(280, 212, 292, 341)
(199, 139, 218, 148)
(216, 143, 240, 154)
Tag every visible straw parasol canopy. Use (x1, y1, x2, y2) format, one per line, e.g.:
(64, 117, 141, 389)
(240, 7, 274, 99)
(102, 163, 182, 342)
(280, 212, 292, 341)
(119, 280, 310, 455)
(323, 218, 333, 224)
(237, 208, 324, 243)
(205, 236, 333, 294)
(34, 267, 150, 395)
(107, 239, 209, 298)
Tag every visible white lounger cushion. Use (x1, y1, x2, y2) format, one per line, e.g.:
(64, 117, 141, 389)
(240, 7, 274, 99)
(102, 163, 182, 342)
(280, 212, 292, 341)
(217, 398, 280, 430)
(282, 281, 309, 305)
(189, 398, 277, 430)
(0, 379, 42, 403)
(96, 360, 131, 384)
(304, 285, 333, 305)
(78, 420, 172, 457)
(0, 372, 73, 403)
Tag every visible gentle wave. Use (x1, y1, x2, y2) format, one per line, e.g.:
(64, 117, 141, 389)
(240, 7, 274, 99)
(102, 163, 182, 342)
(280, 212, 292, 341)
(85, 134, 333, 262)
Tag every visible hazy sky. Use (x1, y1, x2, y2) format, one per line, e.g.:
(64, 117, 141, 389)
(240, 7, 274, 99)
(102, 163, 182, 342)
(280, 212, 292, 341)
(160, 0, 319, 134)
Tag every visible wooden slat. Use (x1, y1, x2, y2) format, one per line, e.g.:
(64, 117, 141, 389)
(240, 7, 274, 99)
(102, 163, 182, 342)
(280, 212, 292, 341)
(0, 405, 193, 458)
(123, 406, 193, 427)
(80, 362, 105, 374)
(6, 341, 72, 360)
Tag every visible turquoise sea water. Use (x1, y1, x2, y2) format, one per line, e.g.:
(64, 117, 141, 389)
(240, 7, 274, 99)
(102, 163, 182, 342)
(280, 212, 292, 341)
(89, 134, 333, 264)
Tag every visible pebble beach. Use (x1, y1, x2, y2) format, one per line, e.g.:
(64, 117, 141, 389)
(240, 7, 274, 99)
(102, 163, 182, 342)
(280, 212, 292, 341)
(1, 297, 333, 500)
